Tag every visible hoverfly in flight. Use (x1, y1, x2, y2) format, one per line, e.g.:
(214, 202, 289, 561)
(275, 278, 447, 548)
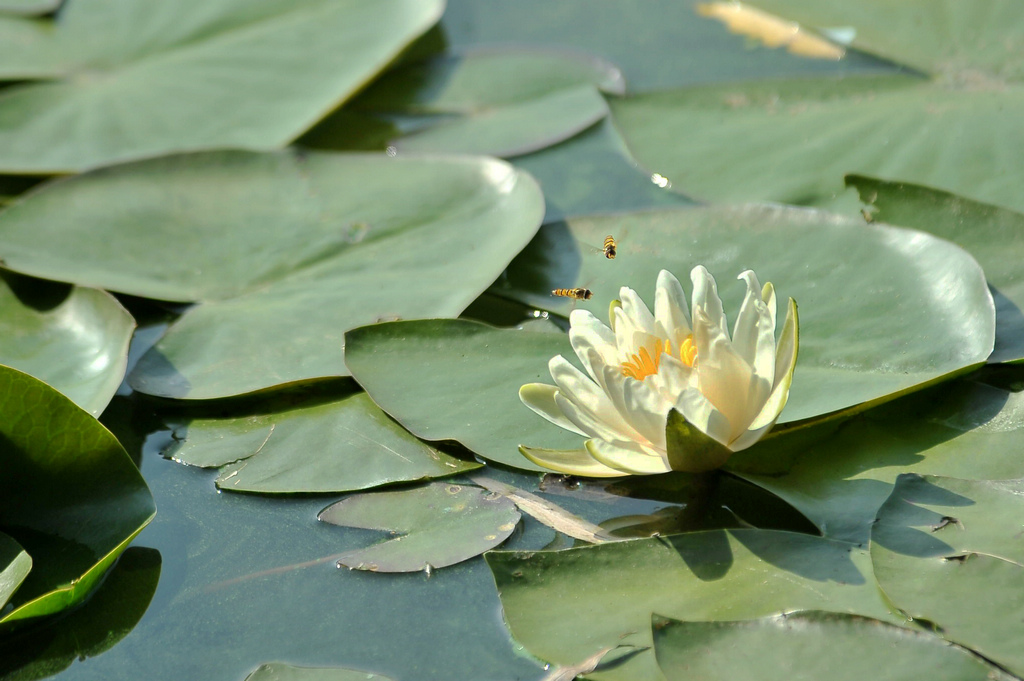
(551, 287, 593, 301)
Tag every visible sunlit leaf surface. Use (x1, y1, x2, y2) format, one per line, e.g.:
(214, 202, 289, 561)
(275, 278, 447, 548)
(0, 150, 544, 399)
(320, 482, 520, 572)
(497, 204, 994, 423)
(653, 611, 1003, 681)
(872, 474, 1024, 676)
(849, 176, 1024, 364)
(165, 392, 479, 494)
(487, 530, 899, 681)
(346, 319, 580, 471)
(0, 366, 155, 624)
(0, 0, 444, 172)
(0, 272, 133, 416)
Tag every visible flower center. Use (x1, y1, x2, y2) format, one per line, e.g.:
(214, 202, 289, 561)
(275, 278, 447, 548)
(621, 336, 696, 381)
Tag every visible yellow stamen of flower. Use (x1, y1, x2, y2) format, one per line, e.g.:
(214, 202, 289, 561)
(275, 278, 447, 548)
(621, 335, 697, 381)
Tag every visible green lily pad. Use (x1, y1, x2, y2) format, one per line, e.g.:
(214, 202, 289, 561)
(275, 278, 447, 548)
(872, 474, 1024, 676)
(486, 529, 899, 681)
(245, 664, 393, 681)
(0, 531, 30, 610)
(0, 365, 155, 625)
(849, 176, 1024, 364)
(345, 319, 582, 471)
(319, 482, 521, 572)
(611, 75, 1024, 215)
(653, 611, 1003, 681)
(497, 204, 994, 423)
(0, 547, 161, 680)
(334, 48, 625, 158)
(165, 391, 480, 494)
(0, 272, 134, 416)
(354, 48, 625, 113)
(0, 150, 544, 399)
(733, 379, 1024, 545)
(388, 85, 611, 158)
(0, 0, 444, 172)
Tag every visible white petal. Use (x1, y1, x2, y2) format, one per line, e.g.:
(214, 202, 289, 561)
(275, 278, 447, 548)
(654, 269, 692, 342)
(618, 286, 657, 336)
(762, 281, 777, 332)
(549, 355, 636, 439)
(728, 420, 776, 452)
(673, 387, 733, 447)
(731, 271, 776, 386)
(650, 352, 694, 403)
(555, 392, 642, 446)
(690, 266, 728, 333)
(750, 297, 799, 430)
(693, 307, 771, 441)
(518, 445, 628, 478)
(519, 383, 587, 437)
(585, 438, 671, 474)
(568, 309, 618, 381)
(600, 364, 670, 449)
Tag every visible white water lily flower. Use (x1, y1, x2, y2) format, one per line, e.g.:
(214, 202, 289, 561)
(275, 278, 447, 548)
(519, 267, 798, 476)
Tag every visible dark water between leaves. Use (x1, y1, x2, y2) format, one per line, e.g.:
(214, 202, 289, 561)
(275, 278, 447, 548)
(0, 1, 904, 679)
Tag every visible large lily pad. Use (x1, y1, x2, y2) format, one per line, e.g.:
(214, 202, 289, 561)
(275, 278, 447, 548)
(486, 529, 899, 681)
(611, 0, 1024, 213)
(849, 176, 1024, 364)
(653, 611, 1003, 681)
(0, 150, 544, 399)
(165, 391, 480, 494)
(0, 365, 155, 624)
(0, 0, 444, 172)
(496, 204, 994, 423)
(319, 482, 521, 572)
(611, 75, 1024, 215)
(872, 474, 1024, 676)
(345, 319, 581, 471)
(0, 272, 134, 416)
(733, 379, 1024, 545)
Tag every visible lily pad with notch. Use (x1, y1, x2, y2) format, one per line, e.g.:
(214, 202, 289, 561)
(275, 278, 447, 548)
(165, 391, 480, 494)
(319, 482, 521, 573)
(486, 529, 900, 681)
(871, 473, 1024, 676)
